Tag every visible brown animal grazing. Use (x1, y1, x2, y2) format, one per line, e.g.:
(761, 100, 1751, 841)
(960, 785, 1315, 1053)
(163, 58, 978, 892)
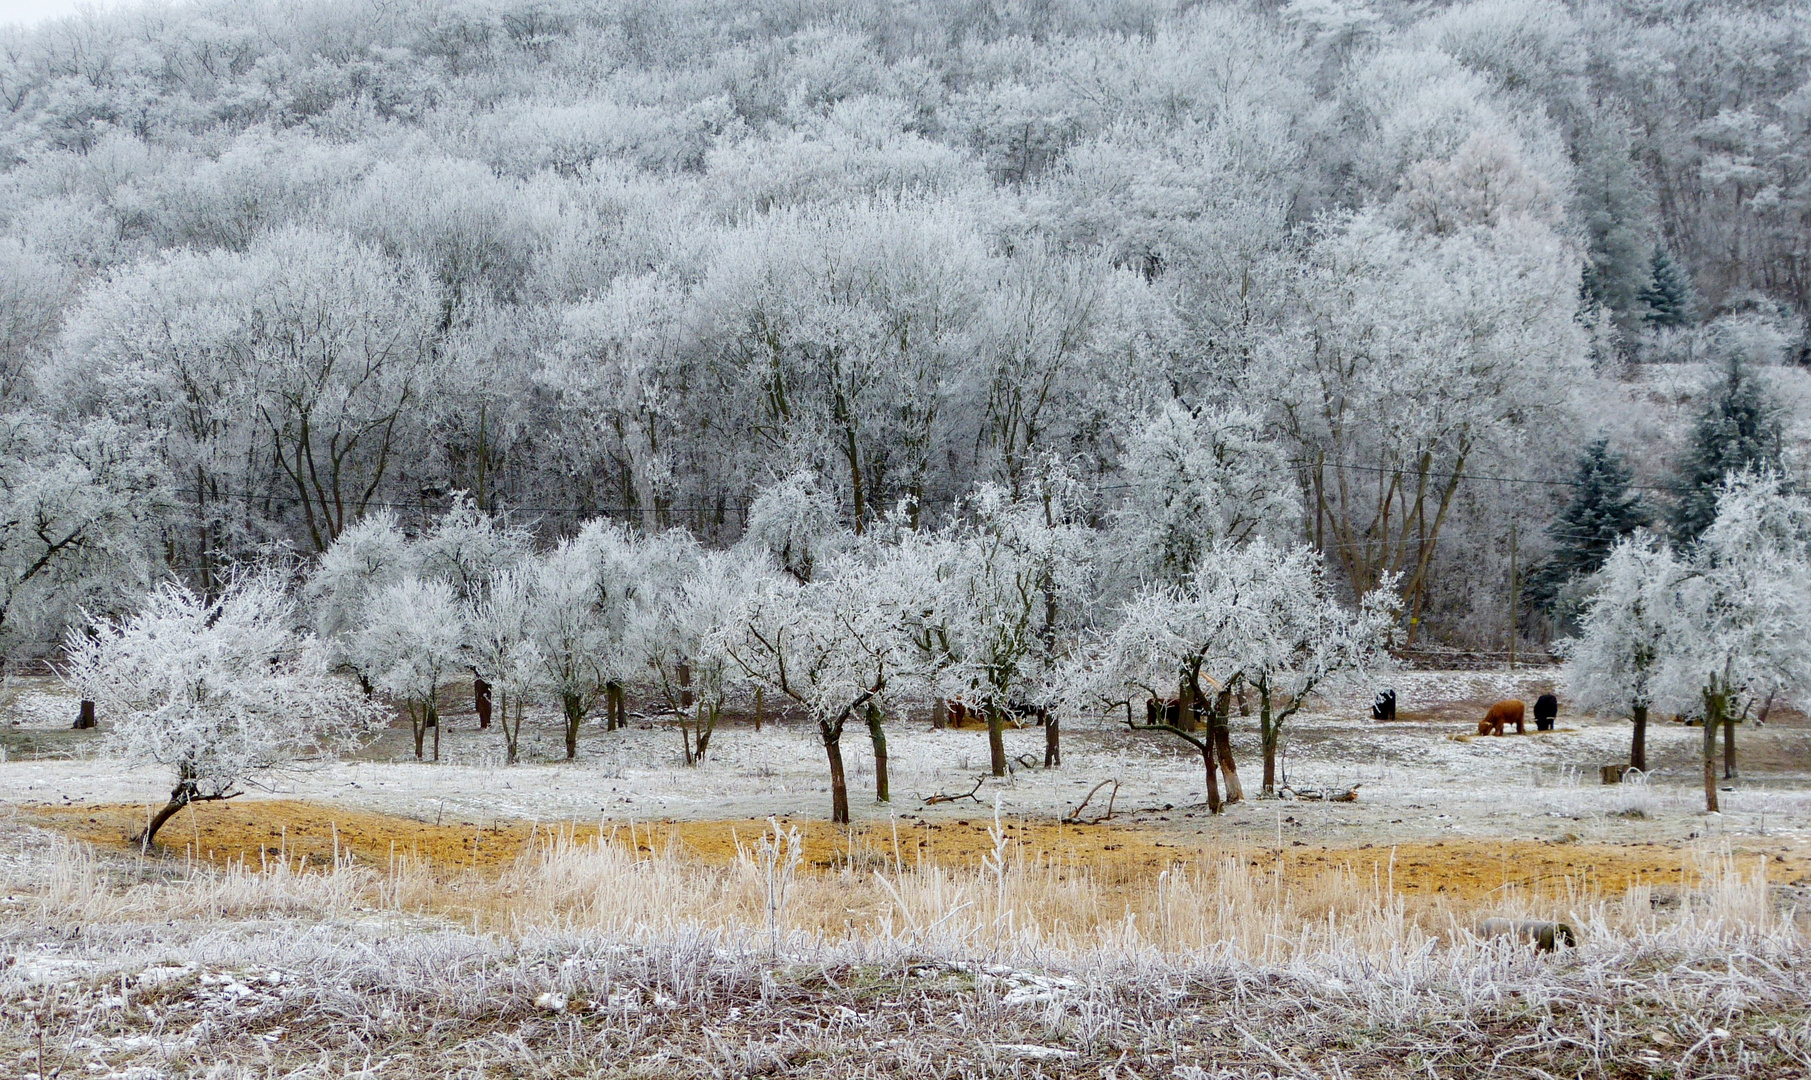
(1478, 699, 1526, 736)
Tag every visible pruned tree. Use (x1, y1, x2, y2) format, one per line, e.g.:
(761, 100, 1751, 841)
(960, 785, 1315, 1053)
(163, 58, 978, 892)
(1560, 534, 1686, 772)
(641, 546, 764, 766)
(720, 561, 901, 823)
(61, 577, 382, 849)
(305, 511, 416, 696)
(1661, 473, 1811, 812)
(1084, 541, 1395, 808)
(463, 565, 543, 766)
(354, 576, 465, 761)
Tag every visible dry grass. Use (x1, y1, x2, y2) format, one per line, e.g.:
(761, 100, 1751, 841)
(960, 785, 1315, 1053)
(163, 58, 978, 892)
(3, 803, 1809, 1077)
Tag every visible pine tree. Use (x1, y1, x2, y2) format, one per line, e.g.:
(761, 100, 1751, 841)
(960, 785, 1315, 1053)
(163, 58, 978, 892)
(1524, 439, 1649, 613)
(1638, 246, 1695, 327)
(1670, 357, 1784, 544)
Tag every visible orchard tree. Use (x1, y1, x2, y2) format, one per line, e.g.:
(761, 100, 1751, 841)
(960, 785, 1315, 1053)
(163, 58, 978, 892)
(1086, 541, 1395, 809)
(641, 547, 766, 765)
(1205, 543, 1397, 796)
(901, 484, 1091, 778)
(463, 565, 543, 765)
(62, 577, 382, 849)
(1663, 474, 1811, 812)
(305, 511, 416, 695)
(416, 495, 532, 599)
(527, 529, 624, 760)
(355, 576, 465, 761)
(1561, 535, 1686, 772)
(721, 561, 902, 824)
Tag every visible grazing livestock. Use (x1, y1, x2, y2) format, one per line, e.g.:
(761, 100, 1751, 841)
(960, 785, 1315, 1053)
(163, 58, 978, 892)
(1477, 699, 1526, 736)
(1533, 693, 1558, 731)
(1372, 688, 1397, 721)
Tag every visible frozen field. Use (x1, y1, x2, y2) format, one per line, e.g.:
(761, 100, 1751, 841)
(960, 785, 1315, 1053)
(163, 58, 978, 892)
(6, 669, 1810, 852)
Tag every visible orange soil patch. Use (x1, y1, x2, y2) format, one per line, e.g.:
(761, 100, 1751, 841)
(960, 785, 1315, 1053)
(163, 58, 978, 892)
(25, 800, 1807, 900)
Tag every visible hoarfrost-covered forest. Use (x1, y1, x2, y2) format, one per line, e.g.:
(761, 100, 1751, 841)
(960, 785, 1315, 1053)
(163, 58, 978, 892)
(4, 0, 1811, 661)
(10, 4, 1811, 1077)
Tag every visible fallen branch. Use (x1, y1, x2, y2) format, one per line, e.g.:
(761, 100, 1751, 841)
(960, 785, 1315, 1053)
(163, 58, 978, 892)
(1278, 784, 1359, 803)
(1063, 779, 1119, 824)
(923, 776, 986, 805)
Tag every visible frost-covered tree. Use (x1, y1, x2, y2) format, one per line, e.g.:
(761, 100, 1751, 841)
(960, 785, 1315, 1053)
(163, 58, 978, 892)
(305, 512, 415, 694)
(720, 561, 903, 824)
(1560, 535, 1687, 772)
(354, 576, 465, 762)
(738, 471, 848, 584)
(641, 547, 766, 766)
(901, 484, 1091, 778)
(1524, 439, 1650, 617)
(62, 577, 382, 849)
(1662, 474, 1811, 811)
(527, 531, 620, 761)
(0, 415, 163, 664)
(463, 565, 543, 766)
(1638, 247, 1695, 328)
(416, 496, 531, 600)
(1086, 541, 1395, 807)
(1670, 358, 1783, 545)
(1112, 401, 1301, 592)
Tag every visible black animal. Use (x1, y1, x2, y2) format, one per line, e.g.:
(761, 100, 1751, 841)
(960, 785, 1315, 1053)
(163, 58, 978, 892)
(1372, 689, 1397, 721)
(1534, 693, 1558, 732)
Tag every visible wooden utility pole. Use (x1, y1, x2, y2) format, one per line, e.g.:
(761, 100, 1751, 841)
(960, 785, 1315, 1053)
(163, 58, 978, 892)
(1506, 522, 1518, 670)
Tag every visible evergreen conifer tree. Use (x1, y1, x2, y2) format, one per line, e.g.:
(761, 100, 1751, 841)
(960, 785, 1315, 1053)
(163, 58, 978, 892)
(1524, 438, 1649, 614)
(1670, 357, 1784, 543)
(1638, 246, 1695, 327)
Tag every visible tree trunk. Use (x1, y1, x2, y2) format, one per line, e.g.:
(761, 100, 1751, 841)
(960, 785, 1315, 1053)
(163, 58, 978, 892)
(141, 790, 194, 850)
(932, 697, 948, 730)
(411, 701, 427, 760)
(1258, 681, 1277, 797)
(754, 685, 764, 732)
(677, 662, 692, 709)
(501, 691, 520, 766)
(867, 701, 889, 803)
(823, 724, 850, 825)
(430, 699, 440, 762)
(698, 702, 716, 760)
(563, 691, 583, 760)
(1211, 691, 1243, 805)
(1043, 708, 1059, 767)
(1202, 743, 1222, 815)
(474, 677, 492, 730)
(985, 699, 1007, 778)
(1215, 723, 1244, 805)
(1701, 677, 1725, 813)
(1184, 688, 1221, 814)
(74, 700, 96, 730)
(1723, 714, 1737, 780)
(1630, 705, 1647, 772)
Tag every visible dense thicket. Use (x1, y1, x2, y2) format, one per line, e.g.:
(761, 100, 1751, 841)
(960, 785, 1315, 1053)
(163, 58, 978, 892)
(3, 0, 1809, 657)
